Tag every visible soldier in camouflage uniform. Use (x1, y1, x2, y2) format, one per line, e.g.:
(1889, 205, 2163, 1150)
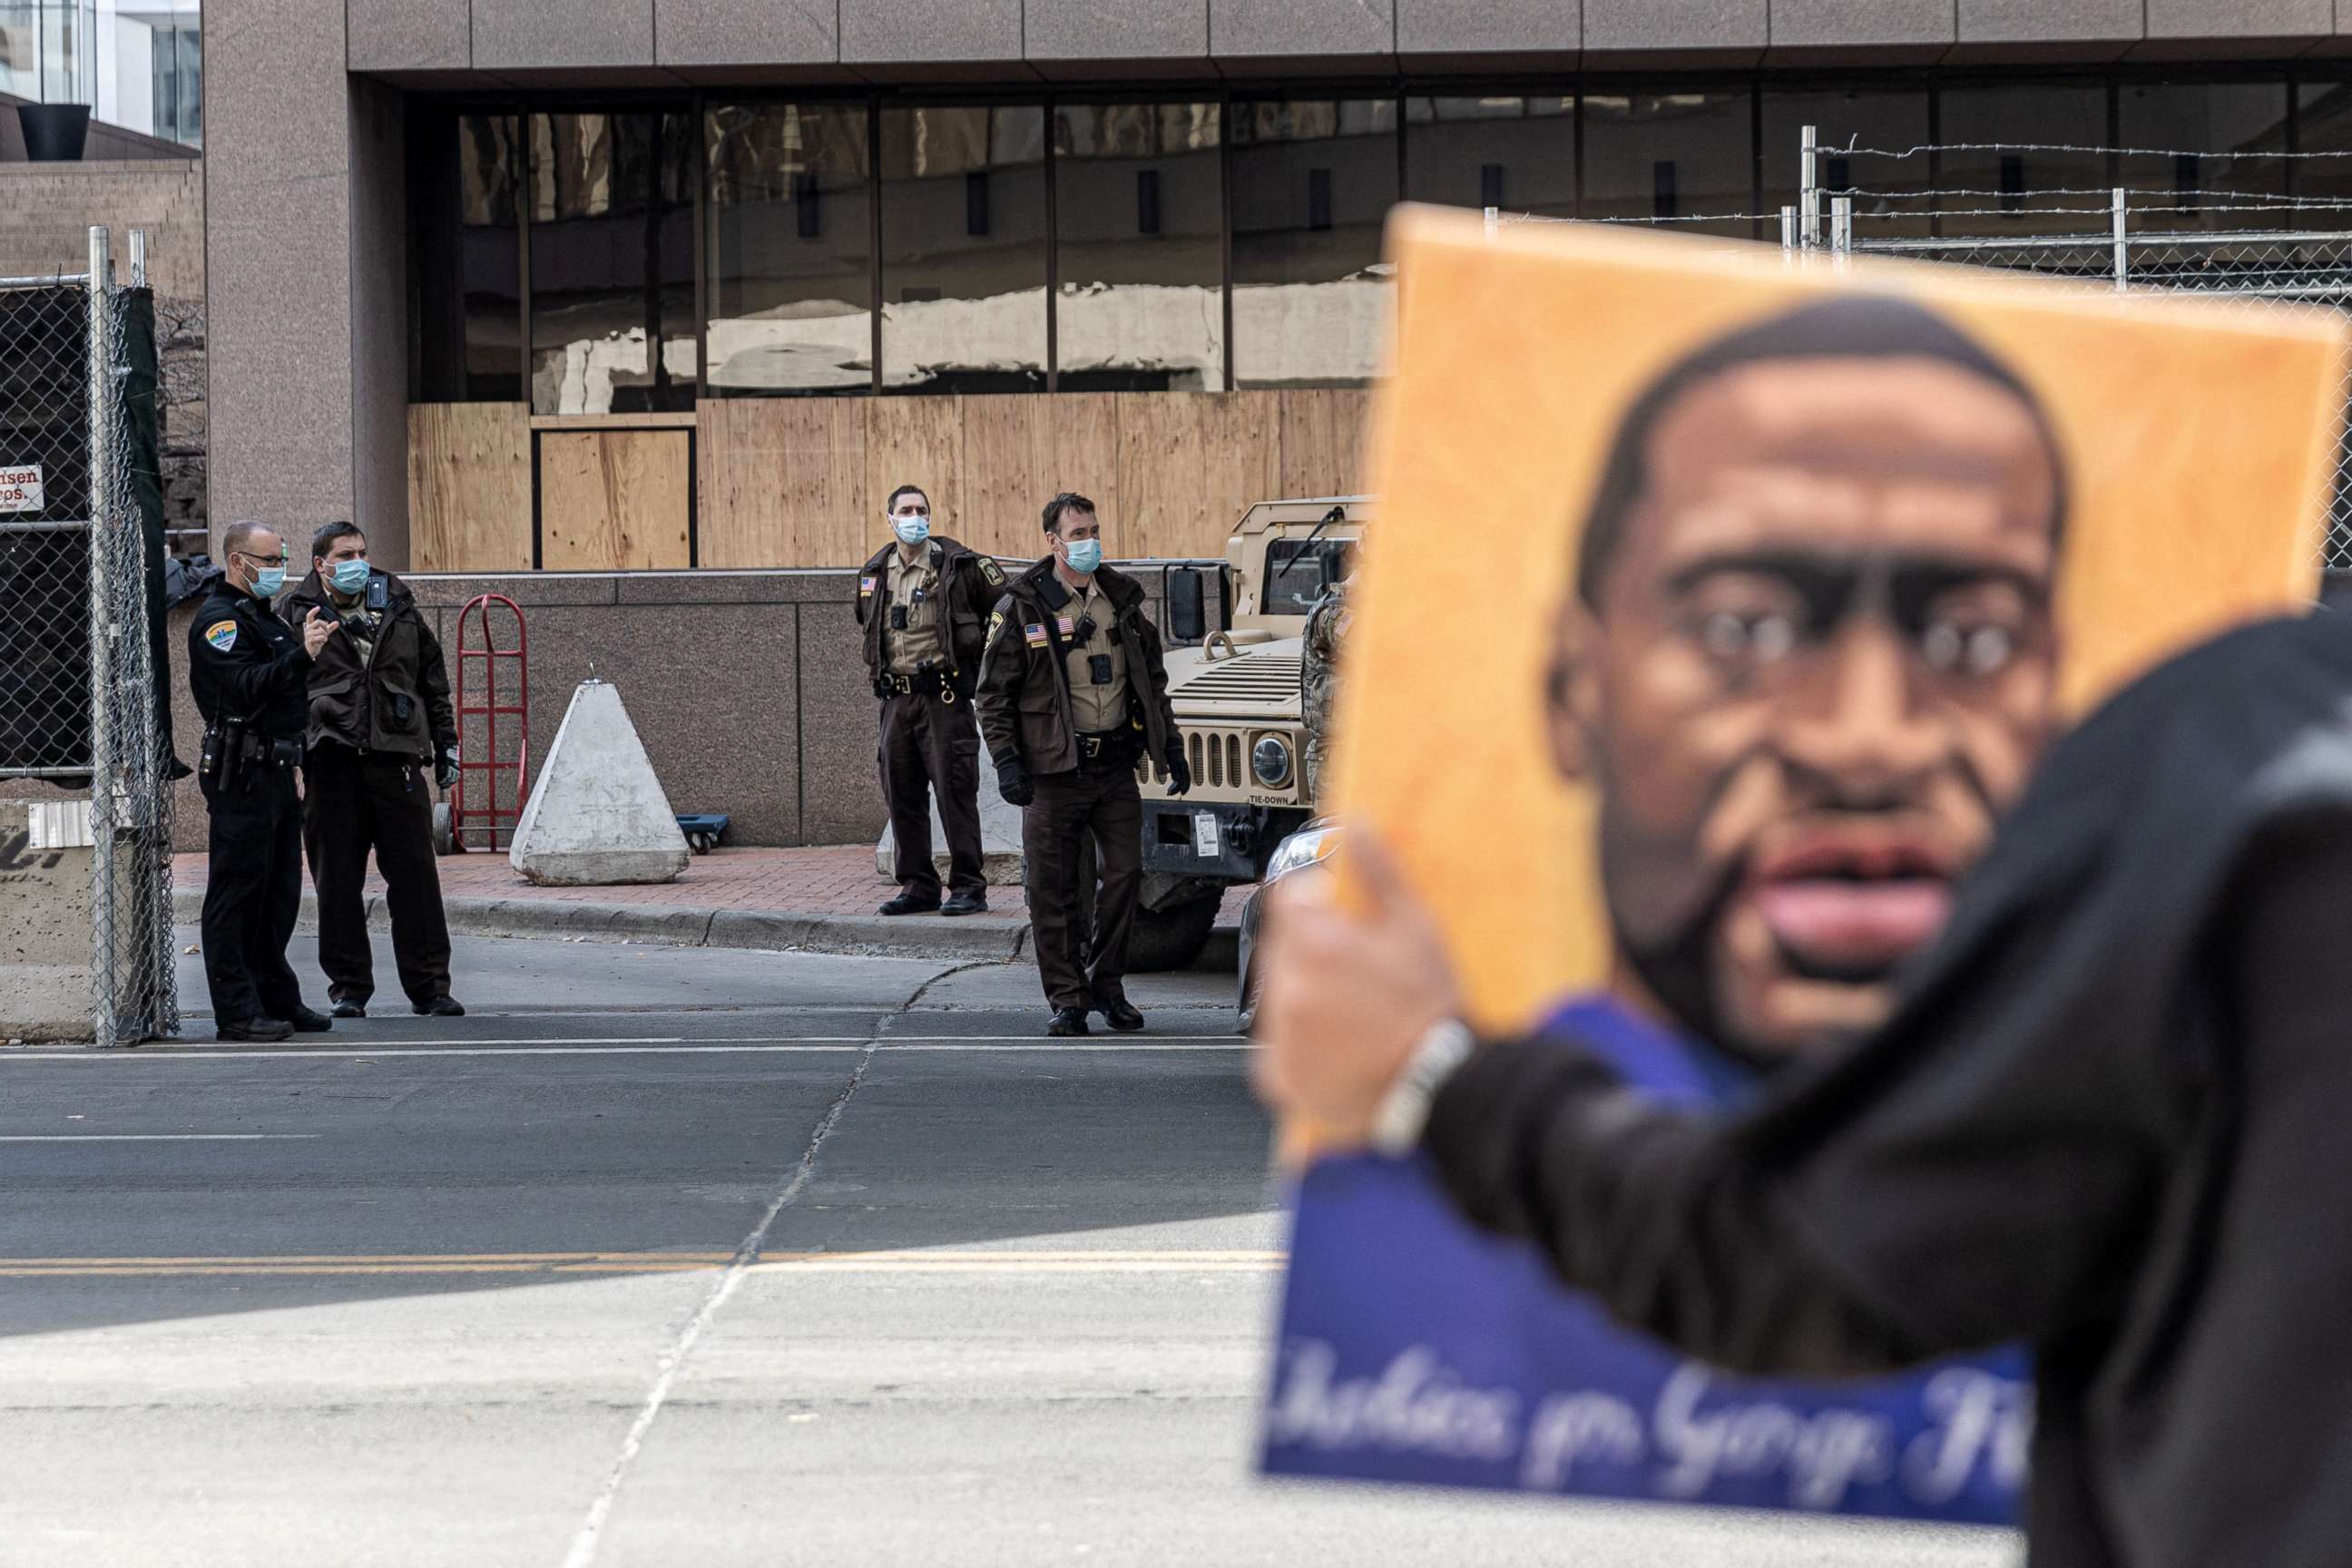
(1299, 573, 1352, 806)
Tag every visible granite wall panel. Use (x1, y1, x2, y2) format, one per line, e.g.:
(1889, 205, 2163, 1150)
(656, 0, 838, 65)
(1396, 0, 1577, 57)
(204, 0, 355, 548)
(840, 0, 1024, 64)
(1026, 0, 1210, 61)
(473, 0, 656, 69)
(348, 0, 471, 71)
(1210, 0, 1395, 59)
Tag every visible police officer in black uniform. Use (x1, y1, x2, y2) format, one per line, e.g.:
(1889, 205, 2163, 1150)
(856, 483, 1005, 917)
(189, 521, 334, 1042)
(976, 492, 1190, 1036)
(284, 521, 465, 1019)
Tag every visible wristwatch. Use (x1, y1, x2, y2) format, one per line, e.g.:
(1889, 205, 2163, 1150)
(1368, 1018, 1477, 1156)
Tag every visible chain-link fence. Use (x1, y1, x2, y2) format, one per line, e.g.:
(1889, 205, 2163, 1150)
(1, 228, 179, 1047)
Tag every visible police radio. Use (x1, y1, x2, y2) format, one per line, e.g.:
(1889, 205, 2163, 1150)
(365, 573, 388, 612)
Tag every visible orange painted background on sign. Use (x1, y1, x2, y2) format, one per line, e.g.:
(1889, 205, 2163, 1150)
(1328, 207, 2345, 1033)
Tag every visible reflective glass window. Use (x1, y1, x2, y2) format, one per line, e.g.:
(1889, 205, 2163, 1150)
(2118, 82, 2288, 230)
(1405, 95, 1575, 220)
(528, 110, 700, 416)
(1583, 91, 1755, 235)
(1054, 102, 1223, 392)
(879, 104, 1047, 394)
(1230, 99, 1399, 389)
(706, 103, 873, 397)
(1936, 83, 2109, 235)
(2296, 79, 2352, 221)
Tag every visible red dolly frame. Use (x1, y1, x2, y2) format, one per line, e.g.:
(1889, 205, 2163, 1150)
(451, 593, 530, 852)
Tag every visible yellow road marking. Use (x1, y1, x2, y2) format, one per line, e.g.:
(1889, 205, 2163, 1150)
(0, 1249, 1286, 1279)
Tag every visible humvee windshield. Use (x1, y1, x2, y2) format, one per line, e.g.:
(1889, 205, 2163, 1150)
(1263, 540, 1355, 617)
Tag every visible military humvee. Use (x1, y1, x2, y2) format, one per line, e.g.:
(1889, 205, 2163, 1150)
(1123, 496, 1364, 970)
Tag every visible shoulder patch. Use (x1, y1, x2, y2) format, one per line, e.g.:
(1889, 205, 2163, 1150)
(858, 575, 877, 595)
(987, 609, 1006, 645)
(203, 619, 238, 653)
(978, 556, 1006, 587)
(1024, 623, 1050, 650)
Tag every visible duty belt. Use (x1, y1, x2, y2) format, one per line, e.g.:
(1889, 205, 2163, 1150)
(1075, 730, 1132, 764)
(883, 667, 960, 704)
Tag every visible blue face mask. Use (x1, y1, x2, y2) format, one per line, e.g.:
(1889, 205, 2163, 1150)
(1063, 538, 1102, 574)
(891, 514, 931, 547)
(250, 564, 287, 598)
(329, 558, 370, 594)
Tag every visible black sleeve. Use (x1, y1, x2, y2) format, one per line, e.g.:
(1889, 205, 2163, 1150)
(973, 594, 1025, 769)
(188, 608, 311, 718)
(1133, 614, 1179, 755)
(1420, 685, 2243, 1376)
(416, 614, 458, 753)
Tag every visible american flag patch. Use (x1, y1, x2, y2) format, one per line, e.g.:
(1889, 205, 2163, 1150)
(1024, 623, 1049, 648)
(859, 576, 877, 593)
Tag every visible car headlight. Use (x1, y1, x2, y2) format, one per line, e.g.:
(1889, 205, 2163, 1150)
(1266, 825, 1338, 880)
(1250, 733, 1294, 788)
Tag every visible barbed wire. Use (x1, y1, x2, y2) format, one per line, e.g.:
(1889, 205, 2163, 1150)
(1821, 186, 2352, 205)
(1823, 140, 2328, 162)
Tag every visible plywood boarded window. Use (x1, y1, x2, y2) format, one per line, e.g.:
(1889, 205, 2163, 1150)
(539, 428, 692, 570)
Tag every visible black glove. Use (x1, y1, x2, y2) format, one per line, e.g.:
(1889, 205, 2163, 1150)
(1164, 749, 1192, 797)
(435, 747, 460, 791)
(996, 758, 1035, 808)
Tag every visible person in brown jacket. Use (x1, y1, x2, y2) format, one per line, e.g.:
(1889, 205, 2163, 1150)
(854, 484, 1005, 916)
(975, 492, 1190, 1036)
(283, 522, 463, 1019)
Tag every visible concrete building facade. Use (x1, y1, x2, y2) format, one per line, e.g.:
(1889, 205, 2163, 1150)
(180, 1, 2352, 846)
(209, 1, 2352, 571)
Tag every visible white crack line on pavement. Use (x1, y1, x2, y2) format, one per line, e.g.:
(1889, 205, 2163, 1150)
(559, 1023, 884, 1568)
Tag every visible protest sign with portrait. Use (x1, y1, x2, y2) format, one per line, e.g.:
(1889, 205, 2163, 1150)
(1260, 207, 2346, 1522)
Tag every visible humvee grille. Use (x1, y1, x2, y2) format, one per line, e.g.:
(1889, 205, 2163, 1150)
(1141, 729, 1245, 789)
(1176, 656, 1304, 705)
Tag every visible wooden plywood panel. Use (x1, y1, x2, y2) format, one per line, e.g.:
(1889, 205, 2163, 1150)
(540, 428, 691, 572)
(407, 403, 531, 573)
(956, 394, 1122, 561)
(1279, 387, 1374, 502)
(697, 398, 867, 568)
(1114, 391, 1281, 562)
(864, 396, 965, 543)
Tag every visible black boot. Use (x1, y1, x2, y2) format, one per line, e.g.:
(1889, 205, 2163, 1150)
(1093, 991, 1145, 1033)
(286, 1007, 334, 1034)
(1047, 1007, 1091, 1038)
(880, 891, 942, 916)
(217, 1015, 294, 1044)
(413, 995, 466, 1017)
(940, 890, 988, 917)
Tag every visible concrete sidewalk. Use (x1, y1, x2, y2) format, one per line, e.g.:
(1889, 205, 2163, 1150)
(169, 848, 1246, 965)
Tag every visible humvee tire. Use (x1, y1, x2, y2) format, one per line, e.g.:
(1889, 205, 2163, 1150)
(1126, 890, 1221, 973)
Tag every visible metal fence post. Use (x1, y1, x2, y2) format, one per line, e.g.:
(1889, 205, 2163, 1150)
(1780, 204, 1797, 259)
(1483, 204, 1499, 243)
(2112, 188, 2129, 293)
(1830, 196, 1854, 268)
(84, 225, 118, 1050)
(1800, 124, 1820, 250)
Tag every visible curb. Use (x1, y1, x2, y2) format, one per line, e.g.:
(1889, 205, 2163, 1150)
(172, 887, 1033, 963)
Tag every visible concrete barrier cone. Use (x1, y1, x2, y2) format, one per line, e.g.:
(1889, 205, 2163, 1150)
(876, 785, 1026, 887)
(509, 678, 691, 887)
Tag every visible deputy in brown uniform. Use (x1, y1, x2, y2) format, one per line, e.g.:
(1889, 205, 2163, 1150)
(976, 492, 1190, 1036)
(856, 483, 1004, 917)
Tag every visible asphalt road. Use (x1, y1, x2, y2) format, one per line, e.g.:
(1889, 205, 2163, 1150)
(0, 932, 2021, 1567)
